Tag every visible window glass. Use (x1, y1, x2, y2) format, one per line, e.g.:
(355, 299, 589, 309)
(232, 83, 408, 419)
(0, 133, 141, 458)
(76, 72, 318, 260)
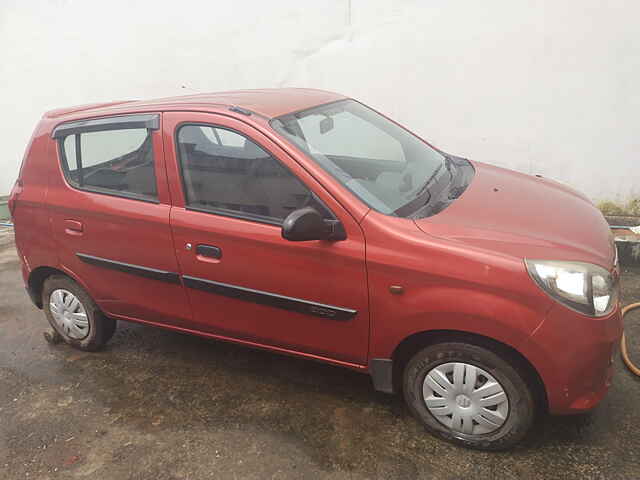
(217, 128, 245, 147)
(178, 125, 330, 223)
(60, 128, 157, 200)
(80, 130, 147, 168)
(272, 100, 446, 216)
(62, 135, 78, 171)
(297, 110, 405, 163)
(200, 126, 221, 145)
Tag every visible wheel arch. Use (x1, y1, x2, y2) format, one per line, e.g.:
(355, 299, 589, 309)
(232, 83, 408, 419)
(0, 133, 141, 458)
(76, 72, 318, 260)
(27, 265, 87, 309)
(390, 329, 548, 412)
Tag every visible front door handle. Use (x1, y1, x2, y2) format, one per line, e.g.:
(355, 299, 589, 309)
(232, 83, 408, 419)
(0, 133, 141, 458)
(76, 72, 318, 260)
(196, 244, 222, 260)
(64, 219, 84, 236)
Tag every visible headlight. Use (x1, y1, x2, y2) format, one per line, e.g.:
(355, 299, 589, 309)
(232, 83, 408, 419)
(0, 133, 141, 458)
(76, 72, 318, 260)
(525, 260, 618, 317)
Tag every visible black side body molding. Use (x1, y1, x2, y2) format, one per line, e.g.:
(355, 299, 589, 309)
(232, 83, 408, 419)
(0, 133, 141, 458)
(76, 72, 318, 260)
(74, 253, 356, 320)
(369, 358, 395, 394)
(76, 253, 181, 284)
(182, 275, 357, 321)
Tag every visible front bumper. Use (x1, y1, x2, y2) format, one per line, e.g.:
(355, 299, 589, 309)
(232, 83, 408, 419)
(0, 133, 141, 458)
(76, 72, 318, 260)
(525, 302, 623, 414)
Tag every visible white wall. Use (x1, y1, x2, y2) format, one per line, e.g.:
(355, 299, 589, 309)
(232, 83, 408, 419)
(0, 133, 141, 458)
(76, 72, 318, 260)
(1, 0, 637, 202)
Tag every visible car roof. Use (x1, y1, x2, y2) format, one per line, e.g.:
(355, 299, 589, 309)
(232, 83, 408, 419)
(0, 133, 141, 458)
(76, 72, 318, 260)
(44, 88, 347, 121)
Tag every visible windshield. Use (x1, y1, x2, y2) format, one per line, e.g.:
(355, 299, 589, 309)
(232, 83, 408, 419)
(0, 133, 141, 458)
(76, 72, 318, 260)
(271, 99, 446, 216)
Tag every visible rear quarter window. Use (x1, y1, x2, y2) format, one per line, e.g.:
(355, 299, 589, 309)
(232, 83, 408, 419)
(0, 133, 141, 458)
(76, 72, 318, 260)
(59, 127, 157, 201)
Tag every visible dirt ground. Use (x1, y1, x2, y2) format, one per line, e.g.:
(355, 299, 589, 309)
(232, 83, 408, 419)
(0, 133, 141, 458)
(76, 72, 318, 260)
(1, 236, 640, 479)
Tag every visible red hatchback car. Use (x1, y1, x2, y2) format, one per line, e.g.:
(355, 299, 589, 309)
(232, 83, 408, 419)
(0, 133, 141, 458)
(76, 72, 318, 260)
(11, 89, 622, 449)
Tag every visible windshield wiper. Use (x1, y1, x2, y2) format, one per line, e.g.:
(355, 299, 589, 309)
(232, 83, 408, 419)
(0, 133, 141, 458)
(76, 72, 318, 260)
(413, 163, 444, 199)
(443, 155, 455, 179)
(392, 162, 445, 217)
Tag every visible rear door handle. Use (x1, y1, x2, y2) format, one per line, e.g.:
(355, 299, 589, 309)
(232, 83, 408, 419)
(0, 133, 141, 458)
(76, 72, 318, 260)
(64, 219, 84, 236)
(196, 244, 222, 260)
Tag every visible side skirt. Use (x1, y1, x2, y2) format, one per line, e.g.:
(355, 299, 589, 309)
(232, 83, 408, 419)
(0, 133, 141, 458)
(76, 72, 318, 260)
(108, 312, 369, 372)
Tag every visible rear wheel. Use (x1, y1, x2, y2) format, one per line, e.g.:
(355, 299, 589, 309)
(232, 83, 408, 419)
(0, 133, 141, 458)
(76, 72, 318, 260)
(43, 275, 116, 351)
(403, 342, 535, 450)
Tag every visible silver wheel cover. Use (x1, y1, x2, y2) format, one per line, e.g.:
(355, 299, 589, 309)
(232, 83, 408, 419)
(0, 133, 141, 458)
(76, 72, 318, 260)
(423, 362, 509, 435)
(49, 289, 90, 340)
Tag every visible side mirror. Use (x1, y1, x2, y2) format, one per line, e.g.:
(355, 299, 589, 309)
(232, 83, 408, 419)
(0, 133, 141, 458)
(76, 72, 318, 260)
(282, 207, 345, 242)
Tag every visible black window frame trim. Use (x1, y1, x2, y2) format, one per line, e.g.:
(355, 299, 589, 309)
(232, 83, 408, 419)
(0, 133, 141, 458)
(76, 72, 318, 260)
(52, 113, 160, 139)
(174, 121, 338, 227)
(56, 113, 161, 205)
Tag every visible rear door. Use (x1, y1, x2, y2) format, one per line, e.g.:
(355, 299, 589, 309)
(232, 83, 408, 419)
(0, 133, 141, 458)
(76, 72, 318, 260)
(163, 112, 370, 365)
(47, 113, 192, 328)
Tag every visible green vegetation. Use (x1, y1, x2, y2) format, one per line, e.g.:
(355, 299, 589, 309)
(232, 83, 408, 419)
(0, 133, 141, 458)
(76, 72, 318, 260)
(628, 198, 640, 216)
(598, 201, 626, 216)
(0, 199, 8, 221)
(597, 198, 640, 217)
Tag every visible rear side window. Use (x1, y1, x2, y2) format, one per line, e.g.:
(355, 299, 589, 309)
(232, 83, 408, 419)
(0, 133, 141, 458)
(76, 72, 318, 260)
(59, 127, 157, 201)
(177, 125, 332, 224)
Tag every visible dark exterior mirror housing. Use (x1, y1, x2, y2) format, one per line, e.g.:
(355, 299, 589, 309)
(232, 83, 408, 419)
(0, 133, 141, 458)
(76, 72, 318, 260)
(282, 207, 345, 242)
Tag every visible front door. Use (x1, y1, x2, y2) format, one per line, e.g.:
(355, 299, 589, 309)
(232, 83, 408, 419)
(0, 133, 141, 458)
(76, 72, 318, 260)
(163, 112, 369, 365)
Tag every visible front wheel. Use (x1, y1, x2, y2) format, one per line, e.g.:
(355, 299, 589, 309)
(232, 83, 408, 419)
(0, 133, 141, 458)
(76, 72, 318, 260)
(403, 342, 535, 450)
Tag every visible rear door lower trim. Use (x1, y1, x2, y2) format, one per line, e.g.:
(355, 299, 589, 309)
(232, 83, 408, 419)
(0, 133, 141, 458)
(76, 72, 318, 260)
(76, 253, 181, 284)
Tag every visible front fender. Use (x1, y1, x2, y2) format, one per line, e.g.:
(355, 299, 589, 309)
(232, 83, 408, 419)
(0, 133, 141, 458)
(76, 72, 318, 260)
(369, 285, 553, 360)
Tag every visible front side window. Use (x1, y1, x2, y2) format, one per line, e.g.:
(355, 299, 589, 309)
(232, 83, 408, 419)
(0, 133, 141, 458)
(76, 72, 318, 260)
(271, 100, 448, 217)
(177, 125, 331, 224)
(60, 127, 157, 201)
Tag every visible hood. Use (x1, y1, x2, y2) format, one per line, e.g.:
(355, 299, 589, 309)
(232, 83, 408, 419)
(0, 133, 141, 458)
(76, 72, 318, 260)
(414, 161, 615, 268)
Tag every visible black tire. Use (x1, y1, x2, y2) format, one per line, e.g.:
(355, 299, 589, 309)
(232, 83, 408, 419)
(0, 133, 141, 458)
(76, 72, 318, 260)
(403, 342, 535, 450)
(42, 275, 116, 352)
